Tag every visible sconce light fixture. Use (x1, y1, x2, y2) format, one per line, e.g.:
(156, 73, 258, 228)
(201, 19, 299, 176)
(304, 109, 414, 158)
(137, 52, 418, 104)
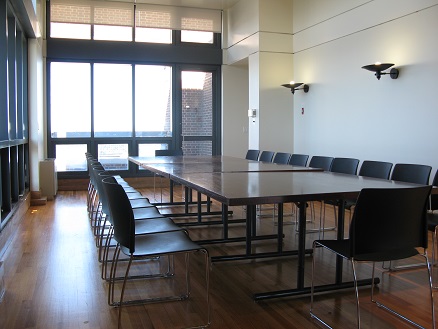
(282, 81, 309, 94)
(361, 62, 399, 80)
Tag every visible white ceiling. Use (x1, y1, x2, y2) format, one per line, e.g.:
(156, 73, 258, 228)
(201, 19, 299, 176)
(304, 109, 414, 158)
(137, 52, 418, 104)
(103, 0, 240, 10)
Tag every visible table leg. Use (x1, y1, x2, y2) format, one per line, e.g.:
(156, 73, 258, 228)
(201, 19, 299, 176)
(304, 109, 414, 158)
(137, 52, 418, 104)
(246, 205, 255, 255)
(197, 191, 202, 223)
(297, 201, 307, 289)
(336, 200, 345, 284)
(184, 186, 189, 214)
(222, 204, 228, 239)
(277, 203, 283, 253)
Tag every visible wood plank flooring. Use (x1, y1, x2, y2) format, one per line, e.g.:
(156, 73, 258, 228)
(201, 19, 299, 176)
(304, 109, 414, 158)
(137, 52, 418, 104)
(0, 188, 436, 329)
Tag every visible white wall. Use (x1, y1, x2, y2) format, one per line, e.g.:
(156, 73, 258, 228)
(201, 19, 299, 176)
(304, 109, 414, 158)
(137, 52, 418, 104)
(221, 61, 249, 157)
(28, 38, 44, 192)
(223, 0, 294, 156)
(293, 0, 438, 178)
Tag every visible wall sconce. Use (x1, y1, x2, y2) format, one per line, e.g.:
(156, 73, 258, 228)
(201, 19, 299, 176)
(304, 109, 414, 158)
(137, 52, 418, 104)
(361, 62, 399, 80)
(282, 81, 309, 94)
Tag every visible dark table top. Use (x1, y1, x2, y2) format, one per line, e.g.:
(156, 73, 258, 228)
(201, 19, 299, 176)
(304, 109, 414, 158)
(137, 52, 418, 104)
(129, 155, 236, 165)
(170, 171, 422, 206)
(129, 155, 320, 176)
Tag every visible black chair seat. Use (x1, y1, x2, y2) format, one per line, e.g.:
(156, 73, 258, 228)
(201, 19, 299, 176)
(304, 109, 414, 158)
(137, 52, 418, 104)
(314, 239, 420, 262)
(133, 206, 164, 220)
(121, 230, 202, 257)
(134, 218, 182, 235)
(129, 198, 153, 208)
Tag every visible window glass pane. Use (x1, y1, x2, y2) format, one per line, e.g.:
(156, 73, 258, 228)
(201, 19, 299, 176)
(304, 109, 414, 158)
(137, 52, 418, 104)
(98, 144, 128, 171)
(55, 144, 88, 172)
(181, 71, 212, 136)
(50, 22, 91, 39)
(182, 140, 212, 156)
(135, 27, 171, 43)
(50, 62, 91, 138)
(94, 25, 132, 41)
(135, 65, 172, 137)
(138, 143, 168, 157)
(94, 64, 132, 137)
(181, 30, 213, 44)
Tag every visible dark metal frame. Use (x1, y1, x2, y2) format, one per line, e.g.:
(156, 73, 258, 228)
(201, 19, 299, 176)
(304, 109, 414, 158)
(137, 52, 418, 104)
(45, 1, 222, 179)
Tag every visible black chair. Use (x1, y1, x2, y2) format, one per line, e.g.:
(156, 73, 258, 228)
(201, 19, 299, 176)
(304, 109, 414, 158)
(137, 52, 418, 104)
(430, 169, 438, 211)
(344, 160, 394, 220)
(391, 163, 432, 185)
(288, 154, 309, 167)
(258, 150, 275, 162)
(330, 157, 360, 175)
(320, 158, 360, 234)
(102, 178, 211, 329)
(310, 186, 435, 329)
(291, 156, 333, 228)
(245, 149, 260, 161)
(426, 170, 438, 287)
(308, 156, 333, 171)
(385, 163, 433, 271)
(272, 152, 291, 164)
(358, 160, 393, 179)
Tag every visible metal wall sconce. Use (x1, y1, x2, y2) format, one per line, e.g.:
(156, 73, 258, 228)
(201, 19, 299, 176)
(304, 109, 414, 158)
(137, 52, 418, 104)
(282, 81, 309, 94)
(362, 62, 399, 80)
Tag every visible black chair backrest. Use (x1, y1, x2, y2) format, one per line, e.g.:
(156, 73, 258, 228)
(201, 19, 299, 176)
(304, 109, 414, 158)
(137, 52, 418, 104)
(430, 169, 438, 210)
(258, 151, 275, 162)
(288, 154, 309, 167)
(272, 152, 291, 164)
(358, 160, 393, 179)
(155, 149, 183, 156)
(102, 177, 135, 252)
(390, 163, 432, 185)
(245, 149, 260, 161)
(350, 186, 431, 260)
(92, 168, 115, 218)
(308, 156, 334, 171)
(330, 157, 360, 175)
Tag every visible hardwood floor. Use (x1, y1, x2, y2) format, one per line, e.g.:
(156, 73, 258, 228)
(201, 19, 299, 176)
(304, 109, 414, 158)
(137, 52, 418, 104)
(0, 188, 436, 328)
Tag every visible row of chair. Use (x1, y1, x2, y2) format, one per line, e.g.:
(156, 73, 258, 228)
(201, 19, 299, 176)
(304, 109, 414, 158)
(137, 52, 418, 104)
(245, 150, 437, 328)
(85, 153, 210, 329)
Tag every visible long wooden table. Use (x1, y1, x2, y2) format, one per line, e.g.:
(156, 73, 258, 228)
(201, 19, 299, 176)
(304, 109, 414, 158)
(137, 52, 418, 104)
(129, 156, 425, 300)
(168, 170, 423, 300)
(129, 155, 321, 241)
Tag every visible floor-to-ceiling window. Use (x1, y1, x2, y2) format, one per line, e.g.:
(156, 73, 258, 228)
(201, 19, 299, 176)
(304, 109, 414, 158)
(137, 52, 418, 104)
(46, 0, 222, 178)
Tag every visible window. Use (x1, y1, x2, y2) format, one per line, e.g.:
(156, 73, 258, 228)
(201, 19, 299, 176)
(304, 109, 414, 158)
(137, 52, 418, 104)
(98, 144, 129, 171)
(55, 144, 88, 171)
(47, 2, 222, 177)
(94, 25, 132, 42)
(135, 27, 172, 44)
(94, 64, 132, 138)
(135, 65, 172, 137)
(181, 30, 213, 44)
(50, 22, 91, 39)
(139, 143, 169, 157)
(50, 62, 91, 138)
(50, 1, 220, 43)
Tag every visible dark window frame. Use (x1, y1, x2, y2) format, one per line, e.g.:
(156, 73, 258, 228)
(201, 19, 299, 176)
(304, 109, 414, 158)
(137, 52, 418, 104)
(46, 2, 222, 179)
